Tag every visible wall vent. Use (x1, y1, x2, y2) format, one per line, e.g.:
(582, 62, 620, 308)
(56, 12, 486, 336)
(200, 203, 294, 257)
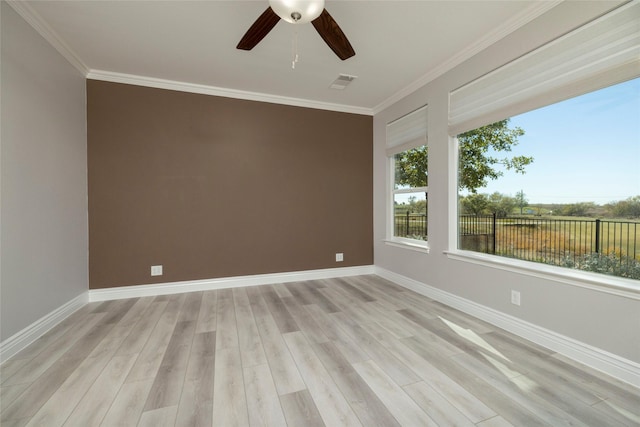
(329, 74, 357, 90)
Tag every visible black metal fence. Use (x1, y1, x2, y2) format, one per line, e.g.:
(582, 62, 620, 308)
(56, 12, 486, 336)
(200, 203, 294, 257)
(394, 212, 427, 240)
(459, 214, 640, 268)
(395, 213, 640, 275)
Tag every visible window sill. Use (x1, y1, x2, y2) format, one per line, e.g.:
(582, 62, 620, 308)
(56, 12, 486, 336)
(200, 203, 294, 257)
(384, 239, 430, 254)
(445, 249, 640, 299)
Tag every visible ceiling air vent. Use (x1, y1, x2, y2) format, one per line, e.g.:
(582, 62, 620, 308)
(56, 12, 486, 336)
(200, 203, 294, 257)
(329, 74, 357, 90)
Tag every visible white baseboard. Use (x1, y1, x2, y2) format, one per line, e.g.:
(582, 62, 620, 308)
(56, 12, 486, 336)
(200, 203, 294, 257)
(374, 266, 640, 390)
(9, 265, 636, 389)
(89, 265, 375, 302)
(0, 292, 88, 364)
(1, 266, 374, 363)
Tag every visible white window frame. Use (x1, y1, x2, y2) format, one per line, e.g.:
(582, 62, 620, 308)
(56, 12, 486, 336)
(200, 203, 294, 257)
(447, 2, 640, 294)
(385, 105, 429, 252)
(390, 152, 429, 249)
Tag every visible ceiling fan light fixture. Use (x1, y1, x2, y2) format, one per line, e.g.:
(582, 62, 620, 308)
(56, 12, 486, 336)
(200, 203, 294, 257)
(237, 0, 355, 60)
(268, 0, 325, 24)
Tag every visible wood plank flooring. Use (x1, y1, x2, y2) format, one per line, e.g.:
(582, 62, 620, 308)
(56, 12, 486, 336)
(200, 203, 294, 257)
(1, 275, 638, 426)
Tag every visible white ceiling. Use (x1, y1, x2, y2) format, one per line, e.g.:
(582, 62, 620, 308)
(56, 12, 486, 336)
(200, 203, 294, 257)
(16, 0, 560, 114)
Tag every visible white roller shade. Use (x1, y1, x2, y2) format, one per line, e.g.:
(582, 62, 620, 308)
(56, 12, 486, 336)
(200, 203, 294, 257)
(386, 105, 428, 156)
(449, 2, 640, 136)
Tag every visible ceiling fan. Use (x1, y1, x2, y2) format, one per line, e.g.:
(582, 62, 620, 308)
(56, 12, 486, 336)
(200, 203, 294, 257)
(236, 0, 355, 60)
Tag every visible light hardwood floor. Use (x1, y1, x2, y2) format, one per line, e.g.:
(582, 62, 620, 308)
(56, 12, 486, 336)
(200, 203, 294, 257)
(1, 275, 638, 426)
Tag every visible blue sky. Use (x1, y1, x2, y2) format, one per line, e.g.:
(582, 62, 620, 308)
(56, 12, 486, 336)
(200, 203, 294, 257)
(477, 77, 640, 205)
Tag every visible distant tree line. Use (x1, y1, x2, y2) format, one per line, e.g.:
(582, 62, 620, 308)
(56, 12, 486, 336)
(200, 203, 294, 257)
(605, 196, 640, 218)
(394, 196, 426, 214)
(457, 194, 640, 219)
(459, 192, 524, 217)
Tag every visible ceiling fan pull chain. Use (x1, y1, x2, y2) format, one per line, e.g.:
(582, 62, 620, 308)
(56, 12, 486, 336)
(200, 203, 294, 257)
(292, 27, 299, 69)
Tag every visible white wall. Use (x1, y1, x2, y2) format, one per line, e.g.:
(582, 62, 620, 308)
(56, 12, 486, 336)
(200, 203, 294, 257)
(1, 2, 87, 342)
(374, 0, 640, 366)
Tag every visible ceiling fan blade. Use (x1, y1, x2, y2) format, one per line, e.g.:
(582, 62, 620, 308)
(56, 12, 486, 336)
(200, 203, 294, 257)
(312, 9, 355, 60)
(237, 7, 281, 51)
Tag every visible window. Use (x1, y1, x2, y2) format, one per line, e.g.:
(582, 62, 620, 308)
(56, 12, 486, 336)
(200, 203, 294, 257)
(456, 79, 639, 280)
(393, 146, 428, 242)
(450, 2, 639, 281)
(386, 105, 428, 246)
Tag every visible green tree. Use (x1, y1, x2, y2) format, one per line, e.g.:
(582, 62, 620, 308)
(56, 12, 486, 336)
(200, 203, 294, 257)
(489, 192, 517, 217)
(458, 119, 531, 192)
(560, 202, 597, 217)
(606, 196, 640, 218)
(461, 192, 517, 217)
(515, 190, 528, 215)
(394, 145, 428, 188)
(460, 193, 490, 215)
(395, 119, 531, 194)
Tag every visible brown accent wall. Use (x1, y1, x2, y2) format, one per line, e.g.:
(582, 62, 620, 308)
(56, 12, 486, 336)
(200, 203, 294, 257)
(87, 80, 372, 289)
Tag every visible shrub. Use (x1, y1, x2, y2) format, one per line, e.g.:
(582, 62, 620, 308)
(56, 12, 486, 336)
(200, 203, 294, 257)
(560, 252, 640, 280)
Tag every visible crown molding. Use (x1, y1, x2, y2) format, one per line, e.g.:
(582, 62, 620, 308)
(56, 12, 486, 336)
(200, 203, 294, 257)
(6, 0, 89, 75)
(8, 0, 560, 117)
(372, 0, 563, 115)
(6, 0, 371, 115)
(87, 70, 374, 116)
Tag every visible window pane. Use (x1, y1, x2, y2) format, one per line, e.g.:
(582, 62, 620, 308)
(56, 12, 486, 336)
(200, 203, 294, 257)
(394, 192, 427, 240)
(394, 146, 428, 190)
(457, 78, 640, 280)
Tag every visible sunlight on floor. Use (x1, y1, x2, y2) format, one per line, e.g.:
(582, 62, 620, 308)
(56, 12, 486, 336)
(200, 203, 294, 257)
(439, 316, 543, 393)
(439, 316, 510, 362)
(480, 352, 524, 381)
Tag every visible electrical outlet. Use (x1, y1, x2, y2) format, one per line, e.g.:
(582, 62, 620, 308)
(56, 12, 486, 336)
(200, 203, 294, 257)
(151, 265, 163, 276)
(336, 253, 344, 262)
(511, 290, 521, 306)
